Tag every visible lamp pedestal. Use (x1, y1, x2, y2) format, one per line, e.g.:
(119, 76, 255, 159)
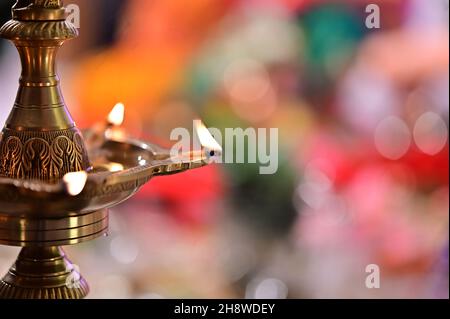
(0, 246, 89, 299)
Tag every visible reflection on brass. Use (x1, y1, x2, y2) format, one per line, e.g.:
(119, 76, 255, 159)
(0, 1, 216, 299)
(0, 209, 108, 246)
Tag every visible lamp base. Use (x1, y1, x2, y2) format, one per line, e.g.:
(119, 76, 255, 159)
(0, 246, 89, 299)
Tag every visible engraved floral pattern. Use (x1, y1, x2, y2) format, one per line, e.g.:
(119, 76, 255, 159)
(0, 129, 90, 180)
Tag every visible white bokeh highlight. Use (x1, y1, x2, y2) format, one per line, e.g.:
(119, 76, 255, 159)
(413, 112, 448, 155)
(246, 278, 288, 299)
(110, 236, 139, 265)
(374, 116, 411, 160)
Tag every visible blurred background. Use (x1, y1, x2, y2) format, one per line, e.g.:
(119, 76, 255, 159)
(0, 0, 448, 298)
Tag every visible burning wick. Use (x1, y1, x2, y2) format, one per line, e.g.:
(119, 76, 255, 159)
(107, 102, 125, 127)
(171, 121, 221, 165)
(194, 120, 222, 162)
(104, 102, 127, 141)
(63, 171, 88, 196)
(85, 102, 126, 147)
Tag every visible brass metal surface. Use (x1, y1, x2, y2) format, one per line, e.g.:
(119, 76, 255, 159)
(12, 1, 68, 21)
(0, 136, 208, 218)
(0, 0, 214, 299)
(0, 209, 108, 246)
(0, 0, 89, 181)
(0, 246, 89, 299)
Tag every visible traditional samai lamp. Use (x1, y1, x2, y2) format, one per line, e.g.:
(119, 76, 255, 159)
(0, 0, 220, 299)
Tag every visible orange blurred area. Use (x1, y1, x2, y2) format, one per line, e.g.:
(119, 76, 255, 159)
(72, 0, 237, 129)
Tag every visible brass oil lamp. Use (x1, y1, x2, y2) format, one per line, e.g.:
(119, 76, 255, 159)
(0, 0, 219, 299)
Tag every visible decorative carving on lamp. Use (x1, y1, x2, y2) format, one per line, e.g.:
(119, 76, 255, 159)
(0, 0, 220, 299)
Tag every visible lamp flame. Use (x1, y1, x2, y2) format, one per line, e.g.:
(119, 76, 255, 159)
(108, 103, 125, 126)
(194, 120, 222, 158)
(63, 171, 88, 196)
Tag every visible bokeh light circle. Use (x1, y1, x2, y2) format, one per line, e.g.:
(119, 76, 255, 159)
(223, 58, 271, 103)
(110, 236, 139, 265)
(413, 112, 448, 155)
(246, 278, 288, 299)
(374, 116, 411, 160)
